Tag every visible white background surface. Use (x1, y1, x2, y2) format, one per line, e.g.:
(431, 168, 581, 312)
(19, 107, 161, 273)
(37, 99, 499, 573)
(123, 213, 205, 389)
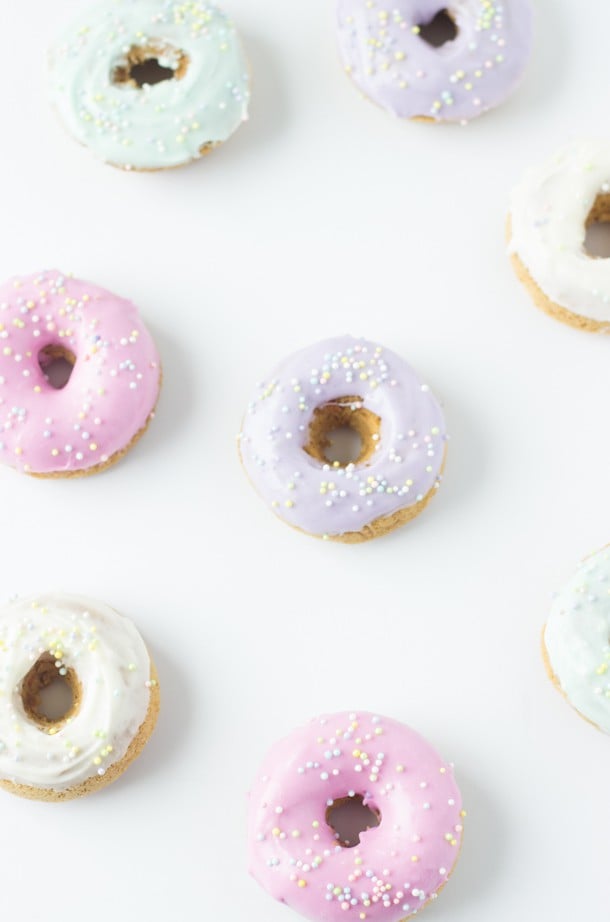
(0, 0, 607, 919)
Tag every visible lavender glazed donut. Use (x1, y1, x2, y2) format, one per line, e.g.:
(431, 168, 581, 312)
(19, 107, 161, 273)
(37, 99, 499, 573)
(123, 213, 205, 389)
(238, 337, 447, 543)
(248, 711, 464, 922)
(337, 0, 533, 123)
(0, 271, 161, 477)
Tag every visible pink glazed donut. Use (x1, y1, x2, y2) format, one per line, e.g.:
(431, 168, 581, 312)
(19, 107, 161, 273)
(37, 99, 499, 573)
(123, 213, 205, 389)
(248, 712, 464, 922)
(0, 271, 161, 476)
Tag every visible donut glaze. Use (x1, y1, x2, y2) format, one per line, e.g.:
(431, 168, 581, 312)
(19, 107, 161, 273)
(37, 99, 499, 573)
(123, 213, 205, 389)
(0, 271, 160, 476)
(0, 593, 157, 794)
(337, 0, 533, 123)
(248, 712, 464, 922)
(238, 337, 447, 541)
(544, 547, 610, 734)
(49, 0, 250, 170)
(509, 140, 610, 328)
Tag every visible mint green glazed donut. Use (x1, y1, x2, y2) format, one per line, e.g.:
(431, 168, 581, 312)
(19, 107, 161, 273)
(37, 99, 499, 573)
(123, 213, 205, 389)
(49, 0, 250, 170)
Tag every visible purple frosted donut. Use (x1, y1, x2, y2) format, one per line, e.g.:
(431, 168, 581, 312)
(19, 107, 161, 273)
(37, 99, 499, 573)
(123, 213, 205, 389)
(337, 0, 533, 123)
(238, 336, 447, 543)
(248, 711, 464, 922)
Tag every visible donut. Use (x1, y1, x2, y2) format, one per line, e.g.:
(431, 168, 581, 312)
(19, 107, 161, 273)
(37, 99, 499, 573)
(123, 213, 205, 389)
(238, 336, 447, 543)
(509, 140, 610, 333)
(336, 0, 533, 123)
(49, 0, 250, 171)
(0, 593, 160, 801)
(248, 711, 464, 922)
(542, 546, 610, 734)
(0, 270, 161, 477)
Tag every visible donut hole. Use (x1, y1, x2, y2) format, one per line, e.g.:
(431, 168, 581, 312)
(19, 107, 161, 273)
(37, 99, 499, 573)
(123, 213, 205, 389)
(584, 193, 610, 258)
(417, 9, 458, 48)
(303, 397, 381, 468)
(326, 795, 381, 848)
(322, 427, 363, 466)
(112, 44, 189, 88)
(20, 653, 81, 732)
(38, 345, 76, 390)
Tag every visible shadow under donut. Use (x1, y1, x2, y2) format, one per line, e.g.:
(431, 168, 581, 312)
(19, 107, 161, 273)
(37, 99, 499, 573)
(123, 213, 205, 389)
(419, 767, 508, 917)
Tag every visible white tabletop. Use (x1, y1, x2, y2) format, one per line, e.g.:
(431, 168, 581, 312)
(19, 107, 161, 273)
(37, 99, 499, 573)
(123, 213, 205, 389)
(0, 0, 607, 919)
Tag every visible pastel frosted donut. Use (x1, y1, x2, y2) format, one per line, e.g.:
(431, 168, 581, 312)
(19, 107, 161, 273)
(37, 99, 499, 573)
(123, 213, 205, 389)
(0, 271, 161, 477)
(49, 0, 250, 170)
(238, 336, 447, 543)
(543, 546, 610, 734)
(248, 711, 464, 922)
(0, 593, 160, 801)
(337, 0, 533, 123)
(509, 140, 610, 332)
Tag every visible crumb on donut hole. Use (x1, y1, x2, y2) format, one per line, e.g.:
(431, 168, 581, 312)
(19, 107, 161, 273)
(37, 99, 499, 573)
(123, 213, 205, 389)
(20, 652, 81, 732)
(303, 396, 381, 468)
(111, 43, 190, 88)
(326, 795, 381, 848)
(585, 193, 610, 259)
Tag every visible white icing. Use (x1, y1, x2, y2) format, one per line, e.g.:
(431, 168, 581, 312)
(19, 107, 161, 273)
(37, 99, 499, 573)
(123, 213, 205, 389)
(509, 139, 610, 324)
(545, 546, 610, 734)
(0, 593, 152, 790)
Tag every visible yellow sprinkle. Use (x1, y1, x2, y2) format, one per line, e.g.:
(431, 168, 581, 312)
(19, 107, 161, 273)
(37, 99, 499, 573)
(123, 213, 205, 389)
(297, 879, 307, 888)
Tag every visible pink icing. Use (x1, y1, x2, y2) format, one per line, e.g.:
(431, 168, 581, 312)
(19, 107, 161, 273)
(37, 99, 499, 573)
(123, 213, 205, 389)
(248, 712, 464, 921)
(0, 271, 160, 475)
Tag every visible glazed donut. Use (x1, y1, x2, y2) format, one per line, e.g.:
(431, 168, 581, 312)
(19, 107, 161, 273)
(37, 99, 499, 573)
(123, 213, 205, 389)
(0, 593, 160, 801)
(543, 546, 610, 734)
(49, 0, 250, 170)
(337, 0, 533, 123)
(509, 140, 610, 332)
(0, 270, 161, 477)
(238, 336, 446, 543)
(248, 711, 464, 922)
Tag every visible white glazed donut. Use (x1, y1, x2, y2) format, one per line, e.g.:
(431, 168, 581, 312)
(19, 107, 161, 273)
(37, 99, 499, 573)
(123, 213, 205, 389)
(0, 593, 159, 800)
(543, 546, 610, 734)
(49, 0, 250, 170)
(509, 139, 610, 332)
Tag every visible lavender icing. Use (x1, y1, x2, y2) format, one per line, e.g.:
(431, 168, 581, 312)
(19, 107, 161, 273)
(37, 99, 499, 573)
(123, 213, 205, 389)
(238, 337, 447, 538)
(337, 0, 533, 122)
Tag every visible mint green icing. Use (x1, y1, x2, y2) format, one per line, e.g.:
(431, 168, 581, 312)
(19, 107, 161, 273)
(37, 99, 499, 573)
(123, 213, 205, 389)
(49, 0, 250, 170)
